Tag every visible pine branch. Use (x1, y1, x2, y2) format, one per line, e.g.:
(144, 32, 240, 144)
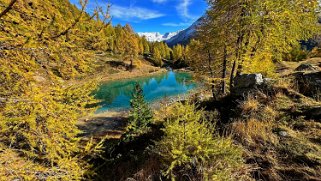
(0, 0, 18, 19)
(51, 0, 88, 39)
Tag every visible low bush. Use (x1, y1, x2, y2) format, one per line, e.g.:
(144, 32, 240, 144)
(153, 102, 248, 180)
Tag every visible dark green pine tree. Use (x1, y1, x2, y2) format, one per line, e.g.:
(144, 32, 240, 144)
(125, 83, 153, 139)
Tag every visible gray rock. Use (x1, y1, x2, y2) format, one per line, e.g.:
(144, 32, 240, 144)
(278, 131, 288, 137)
(234, 73, 264, 88)
(232, 73, 264, 96)
(294, 71, 321, 100)
(295, 63, 320, 72)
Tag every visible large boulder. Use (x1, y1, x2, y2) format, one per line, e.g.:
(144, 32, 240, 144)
(294, 71, 321, 100)
(295, 63, 320, 72)
(232, 73, 264, 96)
(234, 73, 264, 88)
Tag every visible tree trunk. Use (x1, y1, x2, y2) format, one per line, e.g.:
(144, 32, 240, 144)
(130, 55, 133, 71)
(230, 59, 237, 92)
(237, 36, 250, 75)
(207, 50, 217, 100)
(0, 0, 18, 19)
(237, 3, 251, 75)
(221, 45, 227, 95)
(235, 3, 247, 76)
(231, 32, 243, 92)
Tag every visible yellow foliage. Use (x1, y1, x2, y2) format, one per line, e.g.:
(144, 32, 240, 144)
(0, 83, 99, 179)
(0, 0, 124, 179)
(242, 53, 276, 77)
(154, 102, 248, 180)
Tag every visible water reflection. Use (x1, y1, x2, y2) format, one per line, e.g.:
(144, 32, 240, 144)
(95, 71, 196, 112)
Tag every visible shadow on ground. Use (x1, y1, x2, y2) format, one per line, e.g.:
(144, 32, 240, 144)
(78, 111, 128, 138)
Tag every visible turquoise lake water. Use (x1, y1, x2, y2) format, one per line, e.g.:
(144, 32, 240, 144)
(95, 71, 196, 112)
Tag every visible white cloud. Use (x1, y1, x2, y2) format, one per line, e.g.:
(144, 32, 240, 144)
(110, 5, 165, 20)
(176, 0, 195, 20)
(152, 0, 168, 4)
(162, 22, 191, 27)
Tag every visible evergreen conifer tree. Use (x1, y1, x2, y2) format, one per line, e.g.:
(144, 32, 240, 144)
(125, 83, 153, 139)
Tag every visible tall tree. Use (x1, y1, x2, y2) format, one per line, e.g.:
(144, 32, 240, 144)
(125, 83, 153, 140)
(123, 24, 139, 70)
(173, 44, 183, 62)
(198, 0, 320, 93)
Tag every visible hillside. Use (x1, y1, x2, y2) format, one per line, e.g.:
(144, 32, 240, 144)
(86, 59, 321, 181)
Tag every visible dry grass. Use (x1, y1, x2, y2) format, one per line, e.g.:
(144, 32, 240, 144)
(230, 119, 278, 146)
(274, 77, 298, 91)
(227, 72, 321, 180)
(78, 111, 128, 138)
(276, 125, 321, 166)
(240, 96, 260, 113)
(68, 56, 166, 86)
(261, 105, 278, 121)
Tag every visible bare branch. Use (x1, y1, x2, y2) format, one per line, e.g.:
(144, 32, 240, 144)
(0, 0, 18, 19)
(51, 0, 88, 39)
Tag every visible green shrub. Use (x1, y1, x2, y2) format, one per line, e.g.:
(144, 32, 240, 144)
(153, 102, 245, 180)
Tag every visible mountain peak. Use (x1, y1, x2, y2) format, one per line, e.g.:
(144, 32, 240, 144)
(138, 31, 182, 42)
(165, 17, 205, 46)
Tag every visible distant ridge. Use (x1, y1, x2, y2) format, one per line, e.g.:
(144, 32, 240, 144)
(138, 31, 181, 42)
(137, 16, 204, 46)
(165, 17, 204, 46)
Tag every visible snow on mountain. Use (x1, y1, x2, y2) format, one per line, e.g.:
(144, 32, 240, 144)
(138, 16, 204, 45)
(165, 17, 205, 46)
(138, 31, 181, 42)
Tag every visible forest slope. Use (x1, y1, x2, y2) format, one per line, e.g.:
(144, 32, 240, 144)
(0, 0, 160, 180)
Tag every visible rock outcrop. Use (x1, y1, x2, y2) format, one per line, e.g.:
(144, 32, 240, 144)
(232, 73, 264, 96)
(294, 71, 321, 100)
(295, 63, 320, 72)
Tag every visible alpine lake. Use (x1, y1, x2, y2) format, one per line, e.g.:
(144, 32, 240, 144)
(94, 71, 197, 113)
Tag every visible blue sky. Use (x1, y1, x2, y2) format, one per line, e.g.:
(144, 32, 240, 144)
(69, 0, 208, 34)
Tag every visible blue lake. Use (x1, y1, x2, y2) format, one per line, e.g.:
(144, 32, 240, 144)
(94, 71, 197, 112)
